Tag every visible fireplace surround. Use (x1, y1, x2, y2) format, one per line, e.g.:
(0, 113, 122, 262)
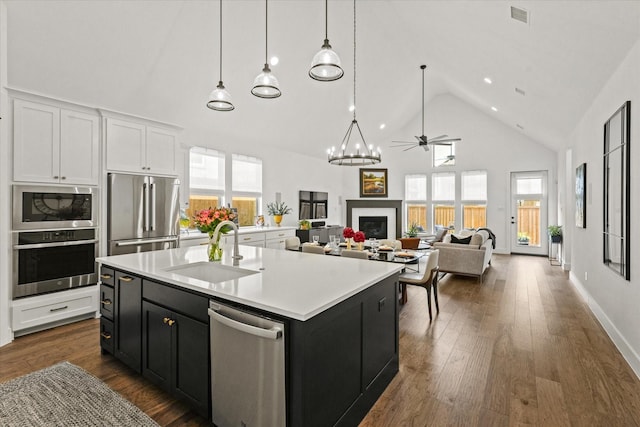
(346, 200, 403, 239)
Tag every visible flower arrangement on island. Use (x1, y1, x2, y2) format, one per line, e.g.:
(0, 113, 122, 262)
(343, 227, 355, 249)
(193, 206, 236, 261)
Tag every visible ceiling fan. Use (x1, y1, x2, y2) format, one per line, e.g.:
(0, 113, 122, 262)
(391, 65, 462, 152)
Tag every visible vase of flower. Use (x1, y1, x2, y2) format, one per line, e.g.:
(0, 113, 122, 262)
(266, 202, 292, 227)
(208, 232, 223, 261)
(343, 227, 355, 250)
(193, 206, 237, 262)
(354, 230, 366, 251)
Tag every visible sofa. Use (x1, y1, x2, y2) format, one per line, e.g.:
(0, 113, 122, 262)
(432, 229, 493, 282)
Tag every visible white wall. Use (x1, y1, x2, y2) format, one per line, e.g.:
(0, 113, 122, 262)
(567, 38, 640, 376)
(339, 93, 558, 253)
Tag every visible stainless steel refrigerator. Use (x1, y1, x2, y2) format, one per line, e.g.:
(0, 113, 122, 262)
(107, 173, 180, 255)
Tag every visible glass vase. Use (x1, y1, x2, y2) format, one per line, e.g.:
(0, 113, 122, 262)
(208, 232, 223, 262)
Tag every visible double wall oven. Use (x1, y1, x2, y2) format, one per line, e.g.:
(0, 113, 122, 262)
(12, 185, 99, 299)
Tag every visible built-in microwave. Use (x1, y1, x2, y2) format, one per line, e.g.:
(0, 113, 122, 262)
(12, 185, 98, 230)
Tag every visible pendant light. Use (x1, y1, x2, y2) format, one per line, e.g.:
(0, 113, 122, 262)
(207, 0, 234, 111)
(309, 0, 343, 81)
(252, 0, 281, 98)
(327, 0, 381, 166)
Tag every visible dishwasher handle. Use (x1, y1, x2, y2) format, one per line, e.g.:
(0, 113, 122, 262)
(208, 308, 282, 340)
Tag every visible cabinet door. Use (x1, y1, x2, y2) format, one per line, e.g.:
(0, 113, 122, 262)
(13, 99, 60, 183)
(266, 238, 286, 249)
(106, 118, 146, 173)
(173, 311, 210, 416)
(59, 109, 99, 185)
(146, 126, 177, 175)
(115, 272, 142, 372)
(141, 301, 172, 391)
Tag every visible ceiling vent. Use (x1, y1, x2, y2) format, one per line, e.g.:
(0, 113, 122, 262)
(510, 6, 529, 24)
(515, 87, 526, 96)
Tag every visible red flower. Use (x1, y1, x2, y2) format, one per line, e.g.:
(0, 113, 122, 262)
(343, 227, 355, 238)
(354, 231, 366, 243)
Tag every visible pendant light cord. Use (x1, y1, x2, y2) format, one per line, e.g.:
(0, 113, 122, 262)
(353, 0, 356, 121)
(219, 0, 223, 81)
(325, 0, 328, 39)
(265, 0, 269, 64)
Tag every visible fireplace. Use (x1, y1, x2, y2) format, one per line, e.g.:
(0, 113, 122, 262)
(359, 216, 388, 239)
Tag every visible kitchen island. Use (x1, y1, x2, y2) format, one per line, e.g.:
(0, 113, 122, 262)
(97, 244, 402, 426)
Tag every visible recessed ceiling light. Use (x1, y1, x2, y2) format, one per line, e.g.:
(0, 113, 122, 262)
(348, 105, 355, 112)
(379, 123, 386, 130)
(516, 124, 524, 130)
(491, 106, 498, 112)
(515, 87, 526, 96)
(270, 56, 279, 66)
(484, 77, 492, 84)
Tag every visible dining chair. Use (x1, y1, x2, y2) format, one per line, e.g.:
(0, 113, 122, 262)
(341, 249, 369, 259)
(398, 250, 440, 321)
(285, 236, 301, 251)
(379, 239, 402, 250)
(301, 244, 325, 254)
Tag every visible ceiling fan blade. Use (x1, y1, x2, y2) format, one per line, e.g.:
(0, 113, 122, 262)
(391, 140, 417, 144)
(429, 138, 462, 144)
(428, 134, 448, 141)
(390, 144, 418, 149)
(403, 145, 420, 152)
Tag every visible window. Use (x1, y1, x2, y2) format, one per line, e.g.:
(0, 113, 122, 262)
(433, 144, 455, 167)
(432, 172, 455, 230)
(232, 154, 262, 226)
(187, 147, 225, 226)
(461, 170, 487, 229)
(405, 175, 427, 230)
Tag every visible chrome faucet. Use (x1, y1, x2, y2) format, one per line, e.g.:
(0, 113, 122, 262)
(211, 220, 243, 266)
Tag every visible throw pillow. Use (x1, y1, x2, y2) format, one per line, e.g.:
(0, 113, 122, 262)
(451, 235, 472, 244)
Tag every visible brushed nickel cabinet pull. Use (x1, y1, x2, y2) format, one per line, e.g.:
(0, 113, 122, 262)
(101, 299, 112, 306)
(243, 237, 251, 241)
(100, 274, 112, 280)
(100, 332, 112, 340)
(50, 306, 68, 312)
(119, 276, 134, 282)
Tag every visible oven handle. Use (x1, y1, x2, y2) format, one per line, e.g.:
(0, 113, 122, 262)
(115, 237, 179, 247)
(14, 239, 98, 250)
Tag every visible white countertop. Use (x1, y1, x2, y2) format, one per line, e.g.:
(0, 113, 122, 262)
(179, 226, 296, 240)
(96, 244, 403, 321)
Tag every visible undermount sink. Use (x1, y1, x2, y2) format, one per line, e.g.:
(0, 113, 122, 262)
(165, 262, 259, 283)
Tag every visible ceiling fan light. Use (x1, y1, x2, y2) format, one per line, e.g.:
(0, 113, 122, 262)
(207, 81, 234, 111)
(310, 40, 344, 81)
(252, 64, 281, 98)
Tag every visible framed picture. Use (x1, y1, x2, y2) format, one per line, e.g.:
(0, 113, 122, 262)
(360, 168, 388, 197)
(575, 163, 587, 228)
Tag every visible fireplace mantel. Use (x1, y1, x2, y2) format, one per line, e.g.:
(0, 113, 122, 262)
(346, 200, 403, 239)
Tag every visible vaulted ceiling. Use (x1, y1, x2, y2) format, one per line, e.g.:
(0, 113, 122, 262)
(6, 1, 640, 158)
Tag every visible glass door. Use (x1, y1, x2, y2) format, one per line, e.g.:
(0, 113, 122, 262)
(510, 171, 548, 256)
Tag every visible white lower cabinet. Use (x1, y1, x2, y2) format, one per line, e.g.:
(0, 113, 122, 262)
(265, 229, 296, 249)
(219, 227, 296, 249)
(12, 286, 98, 335)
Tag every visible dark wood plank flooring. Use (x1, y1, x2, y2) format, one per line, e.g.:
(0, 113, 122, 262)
(2, 254, 640, 426)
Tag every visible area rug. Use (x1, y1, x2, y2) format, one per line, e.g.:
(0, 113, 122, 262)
(0, 361, 159, 426)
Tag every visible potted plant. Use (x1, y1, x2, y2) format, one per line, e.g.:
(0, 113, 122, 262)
(266, 201, 292, 227)
(517, 232, 530, 245)
(399, 223, 421, 249)
(548, 225, 562, 243)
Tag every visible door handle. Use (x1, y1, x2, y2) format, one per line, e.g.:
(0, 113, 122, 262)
(150, 182, 156, 231)
(101, 299, 112, 306)
(100, 273, 112, 280)
(208, 308, 282, 340)
(118, 276, 134, 282)
(143, 182, 149, 232)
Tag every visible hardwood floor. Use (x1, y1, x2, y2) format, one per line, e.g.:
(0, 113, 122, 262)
(2, 254, 640, 426)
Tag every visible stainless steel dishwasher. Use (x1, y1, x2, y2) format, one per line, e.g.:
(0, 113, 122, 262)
(208, 301, 286, 427)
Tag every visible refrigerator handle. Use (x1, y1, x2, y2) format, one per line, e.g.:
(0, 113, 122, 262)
(150, 182, 156, 231)
(143, 181, 149, 232)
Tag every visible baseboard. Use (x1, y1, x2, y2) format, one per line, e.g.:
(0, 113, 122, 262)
(569, 272, 640, 380)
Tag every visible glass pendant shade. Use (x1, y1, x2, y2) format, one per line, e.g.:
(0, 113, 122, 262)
(207, 81, 234, 111)
(251, 63, 281, 98)
(309, 39, 343, 81)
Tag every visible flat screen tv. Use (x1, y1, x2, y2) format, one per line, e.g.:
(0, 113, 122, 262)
(299, 190, 328, 220)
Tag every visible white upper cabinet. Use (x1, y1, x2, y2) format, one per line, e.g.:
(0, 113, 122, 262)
(106, 118, 177, 176)
(13, 99, 99, 185)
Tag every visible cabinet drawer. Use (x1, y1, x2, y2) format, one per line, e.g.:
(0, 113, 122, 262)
(143, 280, 209, 323)
(223, 232, 264, 246)
(100, 284, 114, 320)
(100, 318, 115, 354)
(100, 266, 115, 286)
(265, 229, 295, 240)
(12, 286, 97, 332)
